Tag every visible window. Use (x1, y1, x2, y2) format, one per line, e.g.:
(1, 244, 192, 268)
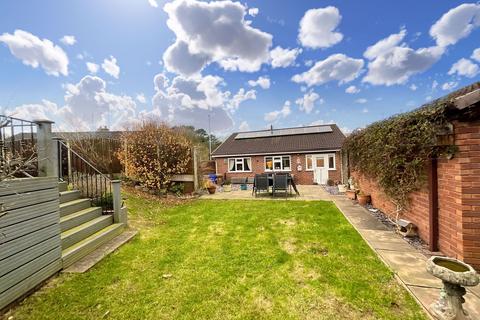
(306, 155, 313, 170)
(328, 154, 335, 169)
(265, 156, 291, 171)
(228, 158, 251, 172)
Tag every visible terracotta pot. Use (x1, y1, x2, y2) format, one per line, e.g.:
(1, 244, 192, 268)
(346, 190, 357, 200)
(207, 186, 216, 194)
(338, 184, 347, 193)
(357, 194, 371, 206)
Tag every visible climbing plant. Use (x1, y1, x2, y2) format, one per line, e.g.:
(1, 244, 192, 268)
(343, 101, 455, 208)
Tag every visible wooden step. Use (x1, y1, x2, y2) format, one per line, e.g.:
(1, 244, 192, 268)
(60, 207, 102, 232)
(61, 215, 113, 249)
(62, 223, 124, 268)
(59, 190, 81, 203)
(60, 198, 91, 217)
(58, 181, 68, 192)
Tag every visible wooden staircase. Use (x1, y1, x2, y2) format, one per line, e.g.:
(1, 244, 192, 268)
(58, 181, 125, 268)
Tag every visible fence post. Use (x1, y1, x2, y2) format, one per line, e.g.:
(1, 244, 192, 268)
(112, 180, 126, 224)
(66, 140, 72, 179)
(35, 120, 56, 177)
(193, 146, 199, 191)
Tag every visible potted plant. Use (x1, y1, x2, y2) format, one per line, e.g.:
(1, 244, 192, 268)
(223, 180, 232, 192)
(357, 191, 371, 205)
(346, 189, 357, 200)
(204, 180, 217, 194)
(337, 184, 347, 193)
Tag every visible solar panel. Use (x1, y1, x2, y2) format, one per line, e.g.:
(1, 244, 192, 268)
(235, 125, 333, 139)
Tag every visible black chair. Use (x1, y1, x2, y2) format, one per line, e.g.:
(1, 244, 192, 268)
(273, 173, 289, 198)
(253, 174, 269, 197)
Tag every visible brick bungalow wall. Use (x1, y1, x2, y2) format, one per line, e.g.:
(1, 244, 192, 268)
(215, 151, 342, 185)
(351, 119, 480, 270)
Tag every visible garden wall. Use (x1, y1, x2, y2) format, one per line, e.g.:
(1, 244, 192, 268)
(0, 177, 62, 310)
(351, 119, 480, 270)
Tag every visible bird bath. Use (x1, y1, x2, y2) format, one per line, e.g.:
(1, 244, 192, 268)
(426, 256, 479, 320)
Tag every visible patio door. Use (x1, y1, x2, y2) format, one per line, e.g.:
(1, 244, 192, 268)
(313, 155, 328, 184)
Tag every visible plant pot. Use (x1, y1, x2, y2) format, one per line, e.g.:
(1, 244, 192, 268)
(207, 186, 216, 194)
(346, 190, 357, 200)
(223, 184, 232, 192)
(357, 194, 371, 206)
(338, 184, 347, 193)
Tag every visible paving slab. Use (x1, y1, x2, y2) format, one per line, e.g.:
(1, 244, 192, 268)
(369, 240, 413, 252)
(360, 229, 405, 243)
(468, 284, 480, 299)
(409, 286, 480, 320)
(376, 250, 442, 288)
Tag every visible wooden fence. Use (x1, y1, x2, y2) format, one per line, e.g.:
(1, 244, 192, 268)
(0, 177, 62, 310)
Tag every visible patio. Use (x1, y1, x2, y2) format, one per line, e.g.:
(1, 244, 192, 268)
(201, 184, 333, 201)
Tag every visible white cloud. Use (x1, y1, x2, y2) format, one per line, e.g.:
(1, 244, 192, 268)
(60, 35, 76, 46)
(269, 46, 302, 68)
(148, 0, 158, 8)
(248, 76, 270, 89)
(345, 85, 360, 94)
(101, 55, 120, 79)
(264, 101, 291, 122)
(239, 121, 250, 131)
(430, 3, 480, 47)
(355, 98, 367, 104)
(441, 81, 458, 91)
(298, 6, 343, 49)
(136, 93, 147, 104)
(6, 99, 59, 121)
(227, 88, 256, 111)
(362, 29, 444, 86)
(292, 54, 364, 86)
(362, 108, 369, 113)
(86, 62, 99, 74)
(448, 58, 479, 78)
(432, 80, 439, 90)
(409, 84, 417, 91)
(163, 0, 272, 76)
(472, 48, 480, 62)
(295, 91, 323, 114)
(248, 7, 259, 17)
(0, 29, 69, 76)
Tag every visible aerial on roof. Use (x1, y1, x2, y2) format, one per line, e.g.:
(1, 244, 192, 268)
(212, 124, 345, 157)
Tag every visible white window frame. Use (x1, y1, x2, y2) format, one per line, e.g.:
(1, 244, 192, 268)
(305, 153, 336, 171)
(264, 155, 291, 172)
(227, 157, 252, 173)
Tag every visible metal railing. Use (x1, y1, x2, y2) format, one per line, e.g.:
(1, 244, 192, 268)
(0, 115, 37, 178)
(57, 140, 113, 213)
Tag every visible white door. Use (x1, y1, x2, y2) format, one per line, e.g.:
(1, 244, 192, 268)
(313, 155, 328, 184)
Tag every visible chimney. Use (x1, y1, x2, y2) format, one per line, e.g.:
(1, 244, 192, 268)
(270, 124, 273, 134)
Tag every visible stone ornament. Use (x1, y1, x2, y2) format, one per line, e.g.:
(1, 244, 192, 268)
(426, 256, 479, 320)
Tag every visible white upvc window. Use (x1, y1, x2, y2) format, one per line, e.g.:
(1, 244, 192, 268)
(228, 157, 252, 172)
(305, 153, 336, 171)
(265, 155, 291, 171)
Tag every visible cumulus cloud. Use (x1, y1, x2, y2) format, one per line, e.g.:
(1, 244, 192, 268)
(298, 6, 343, 49)
(239, 120, 250, 131)
(441, 81, 458, 91)
(163, 0, 272, 75)
(292, 54, 364, 86)
(248, 7, 259, 17)
(0, 29, 69, 76)
(448, 58, 479, 78)
(409, 84, 418, 91)
(101, 55, 120, 79)
(472, 48, 480, 62)
(355, 98, 367, 104)
(362, 29, 444, 86)
(227, 88, 256, 111)
(264, 101, 291, 122)
(295, 91, 322, 114)
(6, 99, 59, 121)
(248, 76, 270, 89)
(269, 46, 302, 68)
(136, 93, 147, 104)
(345, 85, 360, 94)
(60, 35, 76, 46)
(86, 62, 99, 74)
(430, 3, 480, 47)
(148, 0, 158, 8)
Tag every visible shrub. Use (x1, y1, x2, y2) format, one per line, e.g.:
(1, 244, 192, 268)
(117, 122, 192, 190)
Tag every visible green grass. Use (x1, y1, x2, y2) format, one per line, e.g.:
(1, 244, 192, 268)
(6, 191, 426, 320)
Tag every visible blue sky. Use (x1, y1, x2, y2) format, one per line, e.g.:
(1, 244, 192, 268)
(0, 0, 479, 135)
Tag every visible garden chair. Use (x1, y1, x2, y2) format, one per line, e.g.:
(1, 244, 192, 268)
(273, 173, 289, 198)
(253, 174, 269, 197)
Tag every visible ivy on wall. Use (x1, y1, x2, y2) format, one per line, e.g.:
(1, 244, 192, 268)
(343, 101, 454, 208)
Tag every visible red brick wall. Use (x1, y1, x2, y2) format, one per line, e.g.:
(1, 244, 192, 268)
(214, 151, 342, 185)
(351, 120, 480, 270)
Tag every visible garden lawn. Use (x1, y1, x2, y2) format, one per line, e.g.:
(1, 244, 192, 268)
(6, 191, 426, 320)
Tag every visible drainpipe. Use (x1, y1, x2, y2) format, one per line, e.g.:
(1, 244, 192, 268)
(428, 158, 439, 252)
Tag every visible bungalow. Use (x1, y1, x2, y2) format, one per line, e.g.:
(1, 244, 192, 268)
(212, 124, 346, 185)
